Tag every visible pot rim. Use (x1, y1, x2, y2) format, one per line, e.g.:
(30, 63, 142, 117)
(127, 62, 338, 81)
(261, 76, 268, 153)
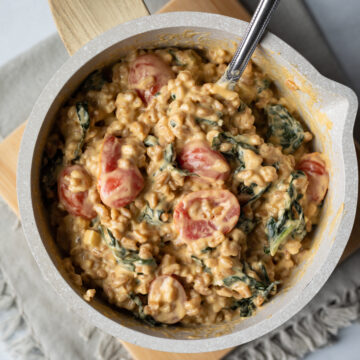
(17, 12, 358, 353)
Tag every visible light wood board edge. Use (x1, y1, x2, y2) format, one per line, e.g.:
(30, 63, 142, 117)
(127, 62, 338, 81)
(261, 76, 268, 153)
(159, 0, 251, 21)
(48, 0, 149, 55)
(0, 122, 25, 216)
(122, 342, 231, 360)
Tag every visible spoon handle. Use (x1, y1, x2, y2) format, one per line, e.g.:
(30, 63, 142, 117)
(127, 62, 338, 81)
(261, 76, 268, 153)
(219, 0, 280, 86)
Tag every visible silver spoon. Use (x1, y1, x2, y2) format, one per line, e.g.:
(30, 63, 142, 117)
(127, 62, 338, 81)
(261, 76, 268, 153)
(218, 0, 280, 89)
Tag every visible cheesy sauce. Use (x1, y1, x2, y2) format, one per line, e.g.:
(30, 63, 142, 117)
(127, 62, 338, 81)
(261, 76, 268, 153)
(42, 47, 329, 325)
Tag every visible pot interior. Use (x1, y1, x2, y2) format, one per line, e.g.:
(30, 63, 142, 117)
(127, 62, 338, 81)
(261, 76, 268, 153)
(30, 25, 346, 340)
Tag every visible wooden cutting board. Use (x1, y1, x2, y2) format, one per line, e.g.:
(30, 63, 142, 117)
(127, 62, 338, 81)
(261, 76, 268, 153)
(0, 0, 358, 359)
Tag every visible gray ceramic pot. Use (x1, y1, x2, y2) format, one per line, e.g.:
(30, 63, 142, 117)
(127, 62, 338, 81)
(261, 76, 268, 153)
(17, 12, 358, 353)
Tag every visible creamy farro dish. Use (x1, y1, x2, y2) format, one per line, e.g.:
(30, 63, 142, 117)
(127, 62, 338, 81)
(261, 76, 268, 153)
(42, 47, 329, 326)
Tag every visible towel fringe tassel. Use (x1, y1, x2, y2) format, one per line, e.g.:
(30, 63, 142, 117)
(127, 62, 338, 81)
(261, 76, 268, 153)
(0, 268, 47, 360)
(225, 286, 360, 360)
(97, 332, 132, 360)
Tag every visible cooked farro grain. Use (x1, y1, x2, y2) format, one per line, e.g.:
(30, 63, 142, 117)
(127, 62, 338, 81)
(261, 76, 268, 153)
(42, 47, 329, 326)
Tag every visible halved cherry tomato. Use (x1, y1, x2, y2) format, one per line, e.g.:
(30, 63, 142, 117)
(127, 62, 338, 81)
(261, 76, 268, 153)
(98, 135, 144, 209)
(174, 190, 240, 242)
(148, 275, 186, 324)
(128, 54, 174, 105)
(98, 168, 144, 209)
(297, 152, 329, 204)
(58, 165, 96, 219)
(178, 140, 230, 181)
(99, 134, 122, 174)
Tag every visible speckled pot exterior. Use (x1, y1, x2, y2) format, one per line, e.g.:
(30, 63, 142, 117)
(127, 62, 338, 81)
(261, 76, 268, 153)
(17, 12, 358, 353)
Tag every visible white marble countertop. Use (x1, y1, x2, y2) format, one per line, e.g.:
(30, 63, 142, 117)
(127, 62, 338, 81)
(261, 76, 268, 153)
(0, 0, 359, 359)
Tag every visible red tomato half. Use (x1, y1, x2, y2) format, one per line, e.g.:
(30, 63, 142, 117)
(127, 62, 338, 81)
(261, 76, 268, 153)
(98, 135, 144, 209)
(128, 54, 174, 105)
(99, 134, 122, 173)
(174, 190, 240, 242)
(58, 165, 96, 219)
(178, 140, 230, 181)
(98, 168, 144, 209)
(297, 152, 329, 204)
(148, 275, 186, 324)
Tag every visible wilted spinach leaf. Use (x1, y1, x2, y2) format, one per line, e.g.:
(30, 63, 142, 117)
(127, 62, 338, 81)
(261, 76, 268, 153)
(144, 135, 159, 147)
(236, 214, 258, 235)
(212, 132, 259, 173)
(191, 255, 211, 273)
(238, 182, 271, 206)
(129, 293, 159, 326)
(98, 225, 157, 271)
(266, 171, 307, 255)
(158, 143, 197, 177)
(42, 149, 63, 192)
(138, 204, 166, 226)
(195, 117, 223, 128)
(81, 69, 106, 91)
(265, 104, 304, 154)
(73, 102, 90, 160)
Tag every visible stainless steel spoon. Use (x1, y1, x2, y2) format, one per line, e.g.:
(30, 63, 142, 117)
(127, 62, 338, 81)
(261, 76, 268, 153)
(218, 0, 280, 88)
